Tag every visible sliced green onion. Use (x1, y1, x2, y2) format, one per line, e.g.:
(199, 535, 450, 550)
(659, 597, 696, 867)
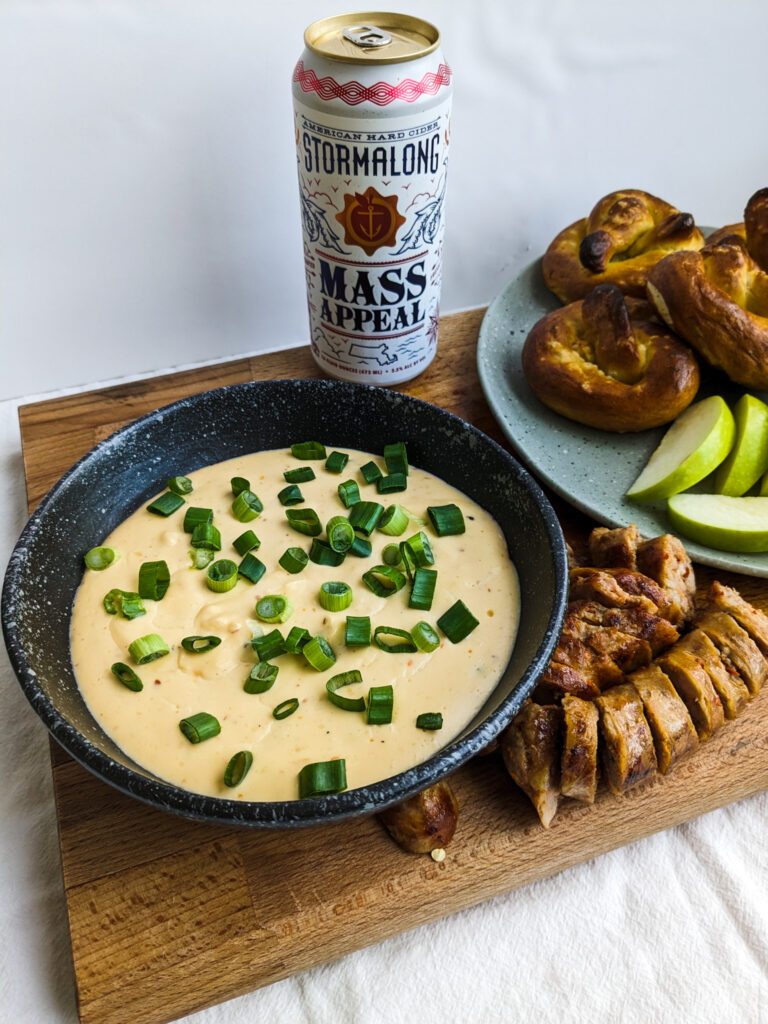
(326, 669, 365, 711)
(206, 559, 238, 592)
(190, 548, 215, 570)
(409, 567, 437, 611)
(319, 581, 353, 612)
(406, 531, 435, 567)
(110, 662, 143, 691)
(302, 635, 336, 672)
(103, 589, 145, 619)
(360, 461, 382, 484)
(251, 628, 286, 661)
(437, 599, 479, 643)
(278, 484, 304, 506)
(345, 615, 371, 647)
(399, 540, 416, 584)
(298, 759, 347, 799)
(378, 504, 409, 536)
(183, 506, 213, 533)
(373, 625, 417, 653)
(233, 529, 260, 556)
(167, 475, 193, 495)
(238, 553, 266, 584)
(128, 633, 170, 664)
(325, 451, 349, 473)
(284, 466, 315, 483)
(191, 522, 221, 550)
(348, 501, 384, 536)
(348, 535, 372, 558)
(290, 441, 327, 460)
(428, 503, 466, 536)
(362, 565, 406, 598)
(256, 594, 293, 624)
(244, 662, 279, 693)
(383, 441, 409, 477)
(85, 546, 116, 571)
(367, 684, 394, 725)
(147, 492, 185, 517)
(326, 515, 355, 553)
(377, 473, 407, 495)
(416, 712, 443, 730)
(181, 635, 221, 653)
(286, 507, 322, 536)
(338, 479, 361, 508)
(285, 626, 311, 654)
(224, 750, 253, 787)
(138, 560, 171, 601)
(411, 620, 441, 652)
(273, 698, 300, 719)
(179, 711, 221, 743)
(279, 546, 309, 574)
(309, 538, 345, 567)
(231, 476, 250, 496)
(382, 543, 402, 566)
(232, 490, 263, 523)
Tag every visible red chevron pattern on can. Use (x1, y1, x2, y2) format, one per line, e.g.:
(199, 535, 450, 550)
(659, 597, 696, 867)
(292, 60, 452, 106)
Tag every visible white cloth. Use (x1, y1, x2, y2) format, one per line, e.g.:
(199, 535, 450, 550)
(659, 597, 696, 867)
(1, 372, 767, 1024)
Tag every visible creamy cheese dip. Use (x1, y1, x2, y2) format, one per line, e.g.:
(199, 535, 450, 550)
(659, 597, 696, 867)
(70, 447, 519, 801)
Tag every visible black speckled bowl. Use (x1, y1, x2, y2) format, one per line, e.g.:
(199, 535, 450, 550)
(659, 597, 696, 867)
(2, 379, 567, 827)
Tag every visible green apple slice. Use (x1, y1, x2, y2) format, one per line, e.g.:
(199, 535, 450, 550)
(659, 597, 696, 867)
(715, 393, 768, 495)
(668, 493, 768, 552)
(626, 395, 735, 502)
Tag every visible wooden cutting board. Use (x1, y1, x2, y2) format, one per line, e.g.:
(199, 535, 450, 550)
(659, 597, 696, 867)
(18, 310, 768, 1024)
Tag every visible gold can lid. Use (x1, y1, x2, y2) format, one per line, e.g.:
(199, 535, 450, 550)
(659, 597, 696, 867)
(304, 12, 440, 65)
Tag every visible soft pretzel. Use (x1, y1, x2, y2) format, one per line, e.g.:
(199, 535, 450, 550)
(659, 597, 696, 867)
(542, 189, 705, 303)
(647, 188, 768, 389)
(521, 283, 700, 432)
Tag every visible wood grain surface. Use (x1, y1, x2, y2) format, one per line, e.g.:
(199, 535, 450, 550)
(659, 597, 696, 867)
(18, 310, 768, 1024)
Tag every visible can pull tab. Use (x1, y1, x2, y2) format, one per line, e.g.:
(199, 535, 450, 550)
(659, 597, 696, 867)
(342, 24, 392, 48)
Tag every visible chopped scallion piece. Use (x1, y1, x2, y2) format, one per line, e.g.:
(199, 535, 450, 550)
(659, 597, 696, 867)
(416, 712, 443, 731)
(428, 503, 465, 536)
(325, 451, 349, 474)
(345, 615, 371, 647)
(284, 466, 316, 483)
(378, 504, 409, 536)
(279, 546, 309, 574)
(190, 548, 214, 570)
(437, 599, 479, 643)
(179, 711, 221, 743)
(298, 758, 347, 799)
(110, 662, 143, 691)
(411, 620, 441, 652)
(377, 473, 407, 494)
(367, 684, 394, 725)
(309, 538, 345, 567)
(373, 625, 417, 653)
(326, 515, 355, 553)
(399, 540, 416, 584)
(360, 461, 382, 484)
(147, 492, 185, 517)
(128, 633, 170, 665)
(181, 635, 221, 653)
(285, 507, 322, 536)
(233, 529, 260, 556)
(338, 479, 361, 508)
(326, 669, 365, 711)
(278, 484, 304, 506)
(205, 559, 239, 592)
(138, 560, 171, 601)
(383, 441, 409, 477)
(85, 546, 116, 571)
(406, 531, 435, 567)
(224, 750, 253, 787)
(348, 535, 372, 558)
(256, 594, 293, 624)
(238, 553, 266, 584)
(191, 522, 221, 550)
(273, 698, 300, 720)
(183, 506, 213, 533)
(244, 661, 279, 693)
(231, 489, 263, 523)
(409, 567, 437, 611)
(103, 589, 145, 619)
(361, 565, 406, 598)
(290, 441, 327, 460)
(167, 475, 193, 495)
(319, 581, 353, 612)
(285, 626, 311, 653)
(382, 543, 402, 566)
(231, 476, 250, 496)
(348, 501, 384, 536)
(302, 635, 336, 672)
(251, 628, 286, 661)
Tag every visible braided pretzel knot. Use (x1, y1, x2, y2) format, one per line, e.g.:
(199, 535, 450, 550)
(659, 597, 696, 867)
(648, 189, 768, 389)
(522, 284, 700, 432)
(542, 190, 705, 303)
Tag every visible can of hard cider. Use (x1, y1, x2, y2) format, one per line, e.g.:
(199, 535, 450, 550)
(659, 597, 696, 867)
(292, 13, 453, 385)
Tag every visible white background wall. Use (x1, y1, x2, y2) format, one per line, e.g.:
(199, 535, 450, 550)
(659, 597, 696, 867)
(2, 0, 767, 401)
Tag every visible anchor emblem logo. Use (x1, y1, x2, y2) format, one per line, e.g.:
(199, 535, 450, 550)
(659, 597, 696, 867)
(335, 186, 405, 256)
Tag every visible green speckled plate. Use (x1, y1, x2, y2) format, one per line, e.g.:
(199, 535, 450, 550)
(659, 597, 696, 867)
(477, 255, 768, 578)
